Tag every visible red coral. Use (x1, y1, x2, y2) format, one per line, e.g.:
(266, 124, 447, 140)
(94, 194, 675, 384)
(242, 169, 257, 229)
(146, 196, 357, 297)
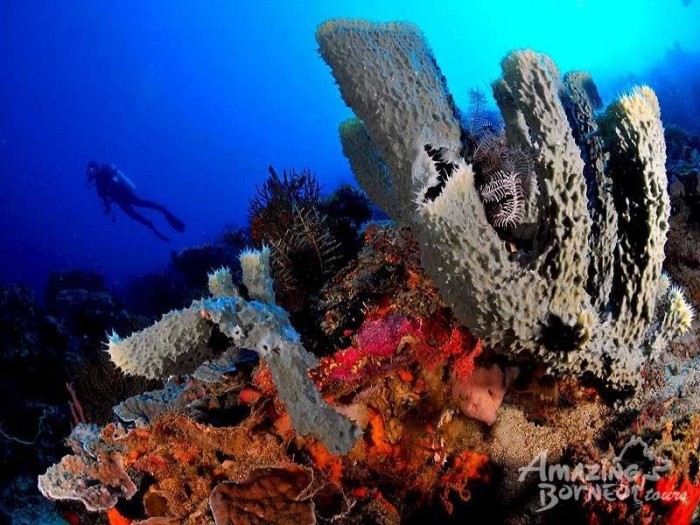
(313, 312, 482, 392)
(649, 476, 700, 525)
(356, 315, 418, 356)
(107, 508, 132, 525)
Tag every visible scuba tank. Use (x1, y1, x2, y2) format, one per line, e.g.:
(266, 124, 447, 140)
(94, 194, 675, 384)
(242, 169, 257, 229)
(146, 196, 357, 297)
(110, 165, 137, 190)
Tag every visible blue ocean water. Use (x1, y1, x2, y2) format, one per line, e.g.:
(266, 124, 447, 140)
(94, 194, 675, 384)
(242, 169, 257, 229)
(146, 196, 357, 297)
(1, 0, 698, 295)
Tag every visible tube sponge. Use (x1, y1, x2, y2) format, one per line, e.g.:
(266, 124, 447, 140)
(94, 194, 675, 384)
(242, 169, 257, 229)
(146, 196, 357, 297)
(240, 246, 276, 305)
(317, 19, 463, 223)
(107, 302, 215, 380)
(201, 297, 361, 455)
(105, 248, 359, 454)
(208, 266, 238, 298)
(318, 19, 692, 390)
(339, 118, 400, 220)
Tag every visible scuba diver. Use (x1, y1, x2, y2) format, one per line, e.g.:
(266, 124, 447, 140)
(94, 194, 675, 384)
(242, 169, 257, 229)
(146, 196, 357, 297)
(86, 161, 185, 241)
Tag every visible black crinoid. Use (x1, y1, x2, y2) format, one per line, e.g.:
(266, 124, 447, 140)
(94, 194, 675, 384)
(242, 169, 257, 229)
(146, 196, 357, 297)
(247, 167, 370, 356)
(249, 167, 371, 311)
(269, 206, 342, 312)
(249, 166, 322, 244)
(461, 87, 503, 159)
(472, 131, 537, 234)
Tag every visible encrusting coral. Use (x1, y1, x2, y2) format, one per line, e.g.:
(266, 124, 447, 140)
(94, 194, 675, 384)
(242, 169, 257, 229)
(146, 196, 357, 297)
(317, 19, 694, 390)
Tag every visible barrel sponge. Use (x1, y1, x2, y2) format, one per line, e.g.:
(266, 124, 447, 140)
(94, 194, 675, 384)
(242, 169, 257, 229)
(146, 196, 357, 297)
(240, 247, 276, 305)
(317, 19, 463, 222)
(107, 301, 215, 380)
(339, 118, 401, 220)
(208, 266, 238, 298)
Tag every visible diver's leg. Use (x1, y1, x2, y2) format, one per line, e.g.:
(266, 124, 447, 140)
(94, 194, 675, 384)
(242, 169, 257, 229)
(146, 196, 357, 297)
(118, 204, 170, 241)
(131, 197, 185, 233)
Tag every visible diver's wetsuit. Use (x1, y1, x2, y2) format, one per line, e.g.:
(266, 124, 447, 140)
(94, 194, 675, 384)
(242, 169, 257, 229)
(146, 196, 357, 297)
(88, 163, 185, 241)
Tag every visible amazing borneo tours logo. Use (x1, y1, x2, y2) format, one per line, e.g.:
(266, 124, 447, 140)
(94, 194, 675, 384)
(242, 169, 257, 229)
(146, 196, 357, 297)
(518, 436, 688, 512)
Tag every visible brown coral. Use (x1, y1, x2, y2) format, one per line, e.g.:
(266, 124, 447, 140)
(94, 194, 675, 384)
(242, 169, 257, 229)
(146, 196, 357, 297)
(38, 449, 137, 512)
(110, 414, 289, 522)
(209, 466, 316, 525)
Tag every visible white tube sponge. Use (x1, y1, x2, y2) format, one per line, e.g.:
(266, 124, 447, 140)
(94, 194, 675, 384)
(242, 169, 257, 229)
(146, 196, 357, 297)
(208, 266, 238, 298)
(240, 246, 276, 305)
(339, 118, 402, 220)
(107, 301, 215, 380)
(317, 19, 463, 223)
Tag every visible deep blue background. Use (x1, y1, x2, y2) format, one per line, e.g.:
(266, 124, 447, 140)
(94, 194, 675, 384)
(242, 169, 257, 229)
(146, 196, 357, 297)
(1, 0, 699, 295)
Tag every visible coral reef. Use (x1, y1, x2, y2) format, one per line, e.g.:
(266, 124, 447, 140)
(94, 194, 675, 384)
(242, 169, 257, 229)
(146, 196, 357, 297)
(317, 19, 692, 391)
(35, 217, 700, 524)
(209, 466, 316, 525)
(106, 247, 358, 454)
(28, 17, 700, 525)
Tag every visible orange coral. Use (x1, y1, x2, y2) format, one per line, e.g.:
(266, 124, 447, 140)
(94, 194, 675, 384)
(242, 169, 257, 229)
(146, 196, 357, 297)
(107, 415, 290, 522)
(107, 508, 132, 525)
(437, 450, 491, 513)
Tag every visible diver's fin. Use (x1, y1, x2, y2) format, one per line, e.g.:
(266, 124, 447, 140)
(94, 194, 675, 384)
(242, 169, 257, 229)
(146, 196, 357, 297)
(152, 227, 170, 242)
(164, 210, 186, 233)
